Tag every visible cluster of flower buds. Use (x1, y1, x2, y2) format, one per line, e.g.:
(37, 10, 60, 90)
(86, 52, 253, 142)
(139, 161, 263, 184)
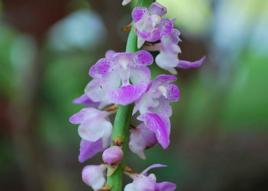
(70, 2, 204, 191)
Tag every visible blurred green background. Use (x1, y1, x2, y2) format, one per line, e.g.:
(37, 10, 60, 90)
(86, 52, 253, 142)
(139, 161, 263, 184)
(0, 0, 268, 190)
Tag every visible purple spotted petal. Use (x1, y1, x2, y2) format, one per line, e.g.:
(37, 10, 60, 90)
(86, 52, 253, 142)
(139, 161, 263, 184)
(89, 58, 111, 78)
(135, 50, 153, 65)
(156, 182, 176, 191)
(73, 94, 99, 107)
(159, 19, 174, 36)
(166, 84, 180, 101)
(177, 56, 206, 69)
(142, 164, 167, 175)
(79, 139, 103, 163)
(138, 112, 171, 149)
(109, 84, 148, 105)
(149, 2, 167, 16)
(132, 7, 147, 22)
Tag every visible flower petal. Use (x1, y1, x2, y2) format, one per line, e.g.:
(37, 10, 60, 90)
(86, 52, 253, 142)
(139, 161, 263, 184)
(69, 108, 88, 124)
(89, 58, 111, 78)
(138, 112, 170, 149)
(109, 84, 148, 105)
(82, 165, 106, 190)
(152, 98, 172, 117)
(177, 56, 206, 69)
(155, 52, 178, 74)
(124, 183, 136, 191)
(149, 2, 167, 16)
(142, 164, 167, 175)
(159, 19, 174, 36)
(156, 182, 176, 191)
(166, 84, 180, 101)
(85, 73, 121, 104)
(135, 50, 153, 65)
(73, 94, 99, 107)
(78, 118, 112, 142)
(134, 175, 156, 191)
(130, 66, 151, 85)
(132, 7, 147, 22)
(155, 74, 177, 84)
(79, 139, 104, 163)
(129, 123, 157, 159)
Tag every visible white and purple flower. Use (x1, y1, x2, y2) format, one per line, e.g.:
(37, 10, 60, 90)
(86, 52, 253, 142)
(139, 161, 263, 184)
(86, 50, 153, 106)
(132, 2, 173, 48)
(69, 1, 204, 189)
(126, 75, 180, 157)
(69, 108, 112, 162)
(124, 164, 176, 191)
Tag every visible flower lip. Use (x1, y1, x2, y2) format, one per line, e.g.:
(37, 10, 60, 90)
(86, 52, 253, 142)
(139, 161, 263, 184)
(138, 112, 171, 149)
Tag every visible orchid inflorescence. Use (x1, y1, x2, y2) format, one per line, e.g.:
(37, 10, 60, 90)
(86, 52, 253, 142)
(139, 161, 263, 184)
(70, 1, 204, 191)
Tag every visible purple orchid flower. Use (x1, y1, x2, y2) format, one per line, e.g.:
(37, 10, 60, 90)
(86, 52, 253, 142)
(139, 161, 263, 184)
(129, 123, 157, 159)
(69, 107, 112, 145)
(85, 50, 153, 106)
(82, 164, 107, 190)
(132, 2, 173, 48)
(155, 29, 181, 74)
(134, 74, 180, 116)
(133, 74, 179, 149)
(124, 164, 176, 191)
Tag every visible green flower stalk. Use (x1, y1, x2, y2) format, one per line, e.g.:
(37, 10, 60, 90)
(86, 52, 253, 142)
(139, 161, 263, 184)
(69, 0, 204, 190)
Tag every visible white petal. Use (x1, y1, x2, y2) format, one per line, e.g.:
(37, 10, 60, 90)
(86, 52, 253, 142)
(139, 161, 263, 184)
(124, 183, 136, 191)
(130, 66, 151, 85)
(82, 165, 106, 190)
(78, 119, 112, 142)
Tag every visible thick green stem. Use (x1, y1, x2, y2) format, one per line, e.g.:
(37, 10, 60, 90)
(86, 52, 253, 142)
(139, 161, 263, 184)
(106, 1, 154, 191)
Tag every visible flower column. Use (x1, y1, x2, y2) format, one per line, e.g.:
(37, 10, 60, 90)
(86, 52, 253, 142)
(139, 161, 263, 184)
(107, 1, 155, 190)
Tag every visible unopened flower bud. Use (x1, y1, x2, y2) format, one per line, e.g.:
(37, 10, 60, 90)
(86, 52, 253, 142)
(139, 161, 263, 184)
(102, 146, 123, 165)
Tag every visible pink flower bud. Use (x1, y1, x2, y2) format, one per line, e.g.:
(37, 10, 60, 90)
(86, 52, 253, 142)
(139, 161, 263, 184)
(102, 146, 123, 165)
